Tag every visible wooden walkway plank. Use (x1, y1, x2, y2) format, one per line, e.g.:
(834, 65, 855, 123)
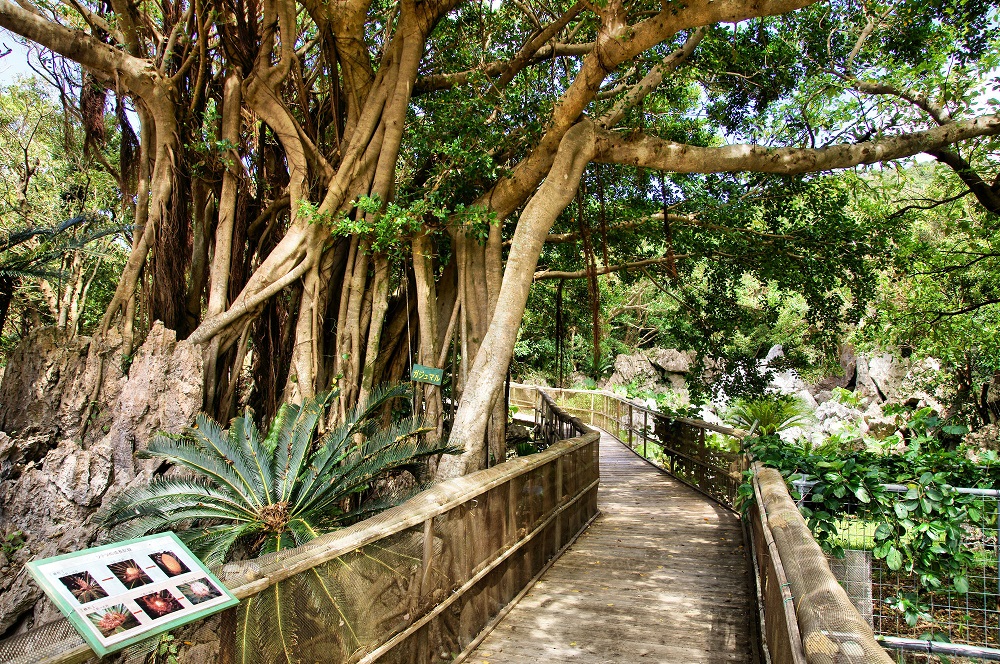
(466, 432, 753, 663)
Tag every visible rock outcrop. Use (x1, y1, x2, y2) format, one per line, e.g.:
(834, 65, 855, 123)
(605, 348, 694, 395)
(0, 323, 203, 636)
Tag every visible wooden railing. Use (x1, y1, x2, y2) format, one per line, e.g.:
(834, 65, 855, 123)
(0, 400, 599, 664)
(515, 383, 891, 664)
(512, 383, 744, 506)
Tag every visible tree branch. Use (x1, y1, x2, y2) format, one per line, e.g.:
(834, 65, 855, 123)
(0, 0, 156, 94)
(845, 77, 951, 125)
(414, 42, 593, 93)
(593, 114, 1000, 174)
(927, 298, 1000, 323)
(927, 148, 1000, 213)
(534, 255, 690, 280)
(598, 27, 705, 128)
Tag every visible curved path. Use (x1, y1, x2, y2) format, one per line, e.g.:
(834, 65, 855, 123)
(467, 431, 754, 663)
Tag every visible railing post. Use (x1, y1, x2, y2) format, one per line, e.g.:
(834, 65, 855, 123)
(699, 428, 706, 486)
(420, 517, 434, 597)
(628, 404, 633, 449)
(590, 392, 595, 426)
(555, 456, 564, 545)
(642, 410, 648, 458)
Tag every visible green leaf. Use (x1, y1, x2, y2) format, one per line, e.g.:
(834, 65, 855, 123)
(886, 547, 903, 571)
(954, 576, 969, 594)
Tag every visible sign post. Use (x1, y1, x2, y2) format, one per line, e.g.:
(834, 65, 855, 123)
(26, 532, 238, 657)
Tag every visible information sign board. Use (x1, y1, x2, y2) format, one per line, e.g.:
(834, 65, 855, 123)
(411, 363, 444, 385)
(26, 532, 238, 657)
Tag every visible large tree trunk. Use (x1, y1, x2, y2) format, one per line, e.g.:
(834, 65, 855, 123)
(438, 121, 596, 478)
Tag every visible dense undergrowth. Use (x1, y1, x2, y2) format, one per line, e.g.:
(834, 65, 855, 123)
(742, 406, 1000, 630)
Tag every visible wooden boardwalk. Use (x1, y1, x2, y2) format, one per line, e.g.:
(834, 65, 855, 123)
(467, 431, 754, 663)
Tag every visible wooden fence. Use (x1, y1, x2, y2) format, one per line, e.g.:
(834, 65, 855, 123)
(515, 383, 891, 664)
(0, 398, 599, 664)
(512, 383, 744, 505)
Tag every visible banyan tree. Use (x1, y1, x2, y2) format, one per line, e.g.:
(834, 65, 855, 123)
(0, 0, 997, 483)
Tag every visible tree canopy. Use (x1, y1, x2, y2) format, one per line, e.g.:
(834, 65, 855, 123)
(0, 0, 997, 475)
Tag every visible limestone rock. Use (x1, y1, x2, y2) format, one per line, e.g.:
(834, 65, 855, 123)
(815, 400, 862, 423)
(770, 369, 807, 394)
(606, 353, 660, 394)
(814, 400, 863, 435)
(964, 424, 1000, 452)
(698, 404, 725, 426)
(101, 322, 203, 483)
(0, 460, 94, 634)
(0, 432, 50, 482)
(809, 375, 850, 397)
(0, 327, 124, 445)
(0, 323, 203, 634)
(796, 390, 819, 410)
(863, 416, 899, 440)
(840, 344, 858, 386)
(46, 439, 114, 508)
(764, 344, 784, 362)
(506, 424, 532, 445)
(647, 348, 694, 374)
(665, 373, 689, 393)
(856, 353, 909, 402)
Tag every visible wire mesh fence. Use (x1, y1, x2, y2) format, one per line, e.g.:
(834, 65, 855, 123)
(0, 394, 599, 664)
(806, 485, 1000, 661)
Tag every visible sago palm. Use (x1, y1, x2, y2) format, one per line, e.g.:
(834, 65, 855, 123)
(726, 395, 812, 436)
(98, 384, 456, 566)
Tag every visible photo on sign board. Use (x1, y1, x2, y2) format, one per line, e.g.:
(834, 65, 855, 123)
(176, 578, 223, 605)
(136, 589, 185, 618)
(58, 571, 109, 604)
(150, 551, 190, 577)
(87, 604, 141, 637)
(107, 560, 153, 589)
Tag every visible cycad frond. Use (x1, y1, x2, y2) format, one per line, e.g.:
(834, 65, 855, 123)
(141, 435, 262, 508)
(261, 580, 300, 664)
(180, 523, 261, 568)
(231, 410, 276, 504)
(275, 392, 332, 503)
(98, 478, 257, 530)
(343, 382, 410, 439)
(726, 396, 812, 436)
(236, 596, 264, 664)
(103, 383, 449, 572)
(303, 420, 453, 517)
(189, 413, 269, 507)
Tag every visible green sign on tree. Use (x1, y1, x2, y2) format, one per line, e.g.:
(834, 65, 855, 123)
(411, 364, 444, 385)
